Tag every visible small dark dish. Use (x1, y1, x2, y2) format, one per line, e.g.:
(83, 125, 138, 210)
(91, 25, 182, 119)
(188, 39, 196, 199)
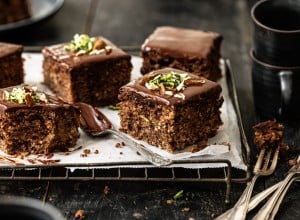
(0, 0, 64, 33)
(0, 196, 65, 220)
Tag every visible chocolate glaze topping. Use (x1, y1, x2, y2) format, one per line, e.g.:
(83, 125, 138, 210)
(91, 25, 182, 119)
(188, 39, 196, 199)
(42, 36, 131, 69)
(141, 26, 222, 59)
(119, 68, 222, 106)
(0, 85, 76, 112)
(0, 42, 23, 58)
(75, 102, 112, 135)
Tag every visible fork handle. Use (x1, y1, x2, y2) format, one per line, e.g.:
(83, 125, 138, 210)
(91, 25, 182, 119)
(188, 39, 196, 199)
(215, 175, 259, 220)
(216, 180, 282, 219)
(269, 176, 299, 220)
(252, 172, 296, 220)
(108, 129, 172, 166)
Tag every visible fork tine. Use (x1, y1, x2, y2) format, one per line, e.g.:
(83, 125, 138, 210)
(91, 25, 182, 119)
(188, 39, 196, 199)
(262, 149, 272, 170)
(264, 147, 280, 176)
(269, 148, 280, 170)
(254, 148, 265, 172)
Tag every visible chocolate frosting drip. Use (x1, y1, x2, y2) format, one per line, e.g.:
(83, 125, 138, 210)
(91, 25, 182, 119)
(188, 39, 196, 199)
(42, 36, 131, 69)
(75, 102, 112, 134)
(141, 26, 222, 59)
(0, 85, 76, 112)
(119, 68, 222, 106)
(0, 42, 23, 58)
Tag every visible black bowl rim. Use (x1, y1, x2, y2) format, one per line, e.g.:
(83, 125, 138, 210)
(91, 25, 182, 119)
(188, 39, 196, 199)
(0, 196, 65, 220)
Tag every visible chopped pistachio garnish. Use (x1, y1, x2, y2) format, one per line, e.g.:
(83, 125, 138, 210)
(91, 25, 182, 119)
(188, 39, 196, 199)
(173, 190, 184, 200)
(64, 33, 95, 53)
(64, 33, 111, 56)
(146, 71, 191, 92)
(4, 87, 47, 105)
(108, 105, 120, 110)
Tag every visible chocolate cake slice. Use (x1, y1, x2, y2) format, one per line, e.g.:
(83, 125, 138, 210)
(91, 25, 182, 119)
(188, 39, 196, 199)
(253, 119, 288, 152)
(42, 34, 132, 106)
(118, 68, 223, 152)
(0, 42, 24, 88)
(141, 26, 223, 81)
(0, 0, 31, 24)
(0, 85, 80, 155)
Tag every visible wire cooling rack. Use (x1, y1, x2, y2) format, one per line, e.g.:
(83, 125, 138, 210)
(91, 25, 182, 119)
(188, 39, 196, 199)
(0, 47, 251, 203)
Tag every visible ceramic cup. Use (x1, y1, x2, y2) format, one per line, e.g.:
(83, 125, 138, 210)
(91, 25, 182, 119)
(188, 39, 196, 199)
(250, 49, 300, 121)
(251, 0, 300, 66)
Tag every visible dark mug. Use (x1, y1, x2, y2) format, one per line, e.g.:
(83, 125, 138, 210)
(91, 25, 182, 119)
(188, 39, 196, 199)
(250, 49, 300, 121)
(251, 0, 300, 66)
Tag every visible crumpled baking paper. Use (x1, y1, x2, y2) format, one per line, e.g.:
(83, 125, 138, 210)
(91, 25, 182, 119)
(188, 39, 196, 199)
(0, 53, 246, 170)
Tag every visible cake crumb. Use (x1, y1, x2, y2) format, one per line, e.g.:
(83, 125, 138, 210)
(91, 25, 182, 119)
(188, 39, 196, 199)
(46, 153, 54, 159)
(253, 119, 288, 151)
(83, 149, 91, 154)
(80, 149, 91, 157)
(75, 209, 85, 219)
(27, 159, 36, 164)
(166, 199, 174, 205)
(115, 142, 123, 148)
(103, 185, 110, 195)
(132, 212, 143, 219)
(182, 207, 190, 212)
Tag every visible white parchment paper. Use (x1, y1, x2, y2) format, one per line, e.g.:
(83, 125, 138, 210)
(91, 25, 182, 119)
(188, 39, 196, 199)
(0, 53, 246, 170)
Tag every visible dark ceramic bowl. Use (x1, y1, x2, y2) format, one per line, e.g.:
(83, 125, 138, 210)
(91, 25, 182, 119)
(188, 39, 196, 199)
(251, 0, 300, 66)
(0, 0, 64, 33)
(0, 196, 65, 220)
(250, 49, 300, 121)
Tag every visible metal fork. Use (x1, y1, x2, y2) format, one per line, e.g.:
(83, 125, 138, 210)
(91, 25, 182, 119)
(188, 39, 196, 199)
(268, 175, 300, 220)
(216, 147, 280, 220)
(253, 154, 300, 220)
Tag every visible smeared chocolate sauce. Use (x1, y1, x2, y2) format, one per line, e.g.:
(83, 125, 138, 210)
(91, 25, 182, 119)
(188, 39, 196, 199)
(75, 102, 112, 135)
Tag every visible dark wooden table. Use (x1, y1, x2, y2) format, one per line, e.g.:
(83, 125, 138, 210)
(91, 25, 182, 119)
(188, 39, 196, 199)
(1, 0, 300, 219)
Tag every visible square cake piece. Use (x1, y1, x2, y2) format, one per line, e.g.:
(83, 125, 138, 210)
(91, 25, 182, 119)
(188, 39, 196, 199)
(118, 67, 224, 152)
(0, 0, 31, 24)
(0, 85, 80, 155)
(0, 42, 24, 88)
(141, 26, 223, 81)
(253, 119, 288, 152)
(42, 34, 132, 106)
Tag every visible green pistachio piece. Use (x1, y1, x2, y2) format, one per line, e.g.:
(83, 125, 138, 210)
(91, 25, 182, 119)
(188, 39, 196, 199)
(6, 87, 47, 104)
(64, 33, 96, 53)
(146, 71, 190, 91)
